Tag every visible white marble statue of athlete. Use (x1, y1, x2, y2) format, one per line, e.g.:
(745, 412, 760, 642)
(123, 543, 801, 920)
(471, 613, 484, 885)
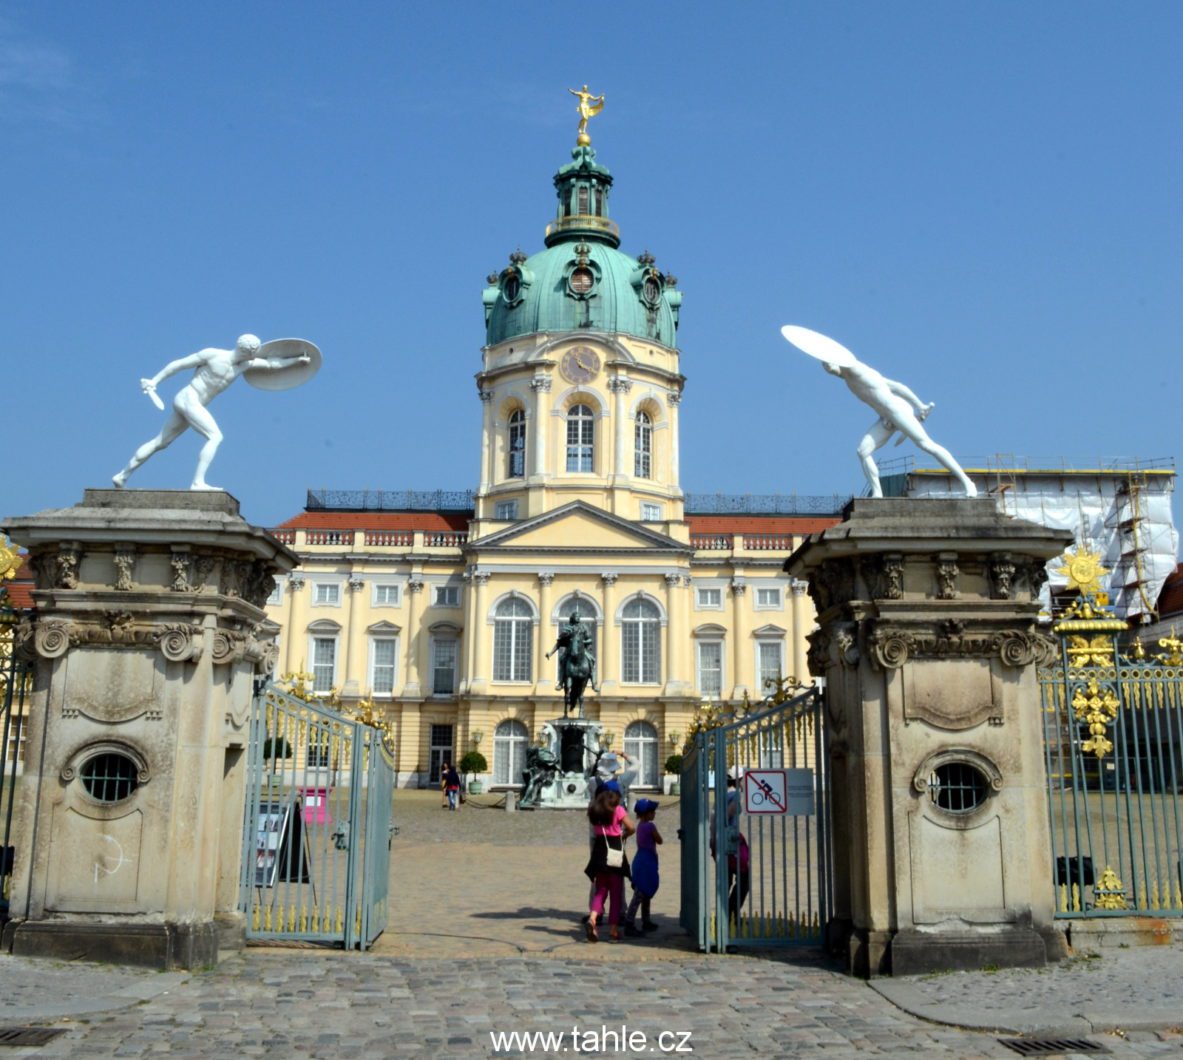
(781, 324, 977, 499)
(113, 334, 310, 491)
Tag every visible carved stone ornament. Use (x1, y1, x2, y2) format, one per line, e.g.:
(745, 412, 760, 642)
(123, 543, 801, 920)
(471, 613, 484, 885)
(936, 553, 959, 600)
(55, 546, 81, 589)
(407, 579, 426, 594)
(193, 554, 216, 590)
(1025, 559, 1050, 596)
(348, 577, 365, 593)
(170, 549, 193, 592)
(219, 558, 253, 598)
(833, 624, 860, 668)
(154, 623, 204, 663)
(288, 573, 306, 591)
(868, 622, 1057, 670)
(806, 629, 830, 677)
(211, 625, 272, 670)
(877, 554, 904, 600)
(537, 572, 555, 587)
(34, 619, 74, 659)
(989, 553, 1016, 600)
(809, 559, 856, 614)
(600, 572, 619, 586)
(112, 546, 136, 591)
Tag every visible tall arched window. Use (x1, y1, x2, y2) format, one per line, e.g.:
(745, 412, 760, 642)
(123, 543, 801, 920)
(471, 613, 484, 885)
(507, 409, 526, 478)
(493, 596, 534, 681)
(621, 597, 661, 683)
(634, 411, 653, 478)
(624, 720, 660, 788)
(493, 719, 529, 785)
(566, 404, 594, 472)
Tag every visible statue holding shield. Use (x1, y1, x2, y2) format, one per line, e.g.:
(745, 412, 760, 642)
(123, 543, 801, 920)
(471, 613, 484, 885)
(112, 334, 321, 491)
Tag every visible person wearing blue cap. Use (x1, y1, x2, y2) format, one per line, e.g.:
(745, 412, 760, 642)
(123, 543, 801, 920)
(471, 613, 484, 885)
(623, 798, 662, 936)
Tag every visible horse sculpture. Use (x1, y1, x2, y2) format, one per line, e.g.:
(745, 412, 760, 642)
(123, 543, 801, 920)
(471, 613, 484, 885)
(547, 616, 598, 718)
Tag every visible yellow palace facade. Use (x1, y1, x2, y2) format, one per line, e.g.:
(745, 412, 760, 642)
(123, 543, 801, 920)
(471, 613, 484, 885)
(264, 118, 841, 789)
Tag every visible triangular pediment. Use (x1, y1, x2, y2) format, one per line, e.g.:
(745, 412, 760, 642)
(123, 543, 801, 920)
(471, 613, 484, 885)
(468, 501, 690, 554)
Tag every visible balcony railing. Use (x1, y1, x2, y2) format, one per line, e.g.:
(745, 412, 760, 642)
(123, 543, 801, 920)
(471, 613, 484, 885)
(305, 530, 354, 546)
(743, 534, 795, 551)
(691, 534, 734, 551)
(269, 529, 296, 544)
(424, 532, 468, 548)
(364, 530, 414, 547)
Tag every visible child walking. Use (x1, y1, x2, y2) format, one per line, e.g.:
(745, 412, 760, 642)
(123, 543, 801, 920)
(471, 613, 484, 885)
(623, 798, 662, 936)
(584, 787, 634, 942)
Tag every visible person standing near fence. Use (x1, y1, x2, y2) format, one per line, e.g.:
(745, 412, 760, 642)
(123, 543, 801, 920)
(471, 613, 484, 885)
(584, 787, 634, 942)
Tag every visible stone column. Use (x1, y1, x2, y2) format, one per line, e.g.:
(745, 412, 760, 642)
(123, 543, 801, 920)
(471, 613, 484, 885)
(399, 702, 423, 788)
(282, 572, 306, 674)
(786, 498, 1072, 977)
(665, 573, 692, 695)
(1, 489, 295, 969)
(403, 577, 425, 698)
(529, 376, 551, 480)
(536, 571, 555, 697)
(789, 578, 809, 684)
(478, 389, 494, 494)
(666, 390, 682, 488)
(599, 573, 618, 692)
(609, 376, 632, 485)
(469, 571, 492, 693)
(729, 577, 749, 700)
(344, 576, 365, 697)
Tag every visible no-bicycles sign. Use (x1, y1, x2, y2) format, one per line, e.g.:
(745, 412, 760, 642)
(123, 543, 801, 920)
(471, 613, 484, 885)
(742, 768, 815, 816)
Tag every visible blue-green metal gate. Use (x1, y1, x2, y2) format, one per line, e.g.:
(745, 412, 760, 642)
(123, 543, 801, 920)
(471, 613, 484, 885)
(1041, 593, 1183, 919)
(681, 685, 831, 952)
(239, 683, 394, 948)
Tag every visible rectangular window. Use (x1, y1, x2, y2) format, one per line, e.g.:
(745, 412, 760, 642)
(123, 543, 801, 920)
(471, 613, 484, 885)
(696, 587, 722, 609)
(697, 641, 723, 697)
(435, 585, 460, 608)
(641, 503, 662, 521)
(373, 584, 400, 606)
(758, 640, 784, 694)
(266, 582, 283, 606)
(432, 638, 458, 695)
(370, 637, 397, 695)
(312, 636, 337, 693)
(495, 500, 519, 521)
(756, 586, 783, 609)
(622, 623, 660, 683)
(314, 583, 340, 606)
(494, 623, 532, 681)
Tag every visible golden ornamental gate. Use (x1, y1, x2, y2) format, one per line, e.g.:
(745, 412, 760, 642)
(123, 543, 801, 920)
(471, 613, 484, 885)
(1040, 551, 1183, 919)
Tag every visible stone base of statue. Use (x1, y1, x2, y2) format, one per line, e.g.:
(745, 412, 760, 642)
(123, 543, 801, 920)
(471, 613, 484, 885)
(521, 717, 604, 810)
(0, 490, 296, 969)
(786, 498, 1072, 977)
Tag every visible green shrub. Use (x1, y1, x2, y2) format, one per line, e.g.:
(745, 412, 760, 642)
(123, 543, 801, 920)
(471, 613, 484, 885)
(664, 753, 684, 775)
(263, 736, 293, 759)
(459, 750, 488, 775)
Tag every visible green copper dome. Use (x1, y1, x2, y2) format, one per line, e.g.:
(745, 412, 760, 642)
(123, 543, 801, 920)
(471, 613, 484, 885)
(483, 145, 682, 348)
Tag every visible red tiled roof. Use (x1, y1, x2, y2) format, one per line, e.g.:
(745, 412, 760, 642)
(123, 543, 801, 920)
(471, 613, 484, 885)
(277, 511, 470, 532)
(685, 515, 841, 535)
(1158, 563, 1183, 618)
(5, 555, 35, 610)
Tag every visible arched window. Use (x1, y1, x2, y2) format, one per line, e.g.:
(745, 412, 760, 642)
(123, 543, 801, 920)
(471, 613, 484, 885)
(566, 404, 594, 472)
(634, 411, 653, 478)
(493, 596, 534, 681)
(624, 720, 660, 788)
(493, 719, 529, 786)
(621, 597, 661, 683)
(507, 409, 526, 478)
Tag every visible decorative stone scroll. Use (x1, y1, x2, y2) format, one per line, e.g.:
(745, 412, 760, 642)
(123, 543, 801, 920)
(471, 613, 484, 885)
(867, 623, 1057, 671)
(154, 624, 204, 663)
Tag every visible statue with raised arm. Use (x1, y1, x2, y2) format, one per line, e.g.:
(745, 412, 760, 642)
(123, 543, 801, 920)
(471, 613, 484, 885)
(113, 334, 321, 491)
(568, 84, 605, 146)
(781, 325, 977, 499)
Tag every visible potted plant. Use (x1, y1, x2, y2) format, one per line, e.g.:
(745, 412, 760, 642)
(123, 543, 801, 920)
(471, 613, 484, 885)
(665, 753, 684, 796)
(460, 750, 488, 794)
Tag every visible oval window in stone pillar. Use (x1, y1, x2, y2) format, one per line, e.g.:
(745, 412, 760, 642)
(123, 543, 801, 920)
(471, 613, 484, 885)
(63, 741, 150, 807)
(912, 749, 1003, 820)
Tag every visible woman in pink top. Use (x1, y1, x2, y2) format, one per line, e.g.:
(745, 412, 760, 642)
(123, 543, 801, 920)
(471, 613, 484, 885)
(583, 787, 635, 941)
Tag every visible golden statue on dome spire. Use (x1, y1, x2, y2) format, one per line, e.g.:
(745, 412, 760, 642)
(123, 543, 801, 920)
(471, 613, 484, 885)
(568, 84, 605, 147)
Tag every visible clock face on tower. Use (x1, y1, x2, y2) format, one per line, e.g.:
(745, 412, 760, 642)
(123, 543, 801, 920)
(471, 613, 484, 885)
(560, 346, 601, 384)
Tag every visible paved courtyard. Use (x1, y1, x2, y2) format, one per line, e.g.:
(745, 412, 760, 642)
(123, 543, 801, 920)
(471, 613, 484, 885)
(2, 790, 1182, 1058)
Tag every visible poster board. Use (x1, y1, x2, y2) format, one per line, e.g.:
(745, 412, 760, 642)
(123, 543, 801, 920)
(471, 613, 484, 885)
(253, 799, 311, 887)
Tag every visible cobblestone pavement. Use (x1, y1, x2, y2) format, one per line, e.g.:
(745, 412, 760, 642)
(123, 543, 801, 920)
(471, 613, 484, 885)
(1, 791, 1181, 1058)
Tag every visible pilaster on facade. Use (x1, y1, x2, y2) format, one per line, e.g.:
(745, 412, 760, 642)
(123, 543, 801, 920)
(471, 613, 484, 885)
(730, 577, 750, 700)
(469, 570, 492, 694)
(403, 578, 427, 698)
(599, 572, 620, 691)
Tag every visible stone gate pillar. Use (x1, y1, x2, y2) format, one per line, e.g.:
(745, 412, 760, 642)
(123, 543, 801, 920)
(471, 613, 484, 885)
(1, 490, 296, 968)
(786, 498, 1072, 976)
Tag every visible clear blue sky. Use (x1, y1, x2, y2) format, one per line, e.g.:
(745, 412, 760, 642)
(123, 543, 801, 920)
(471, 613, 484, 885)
(3, 2, 1180, 533)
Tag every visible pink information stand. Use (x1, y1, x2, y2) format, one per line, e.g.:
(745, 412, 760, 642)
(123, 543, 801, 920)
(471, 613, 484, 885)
(298, 787, 333, 826)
